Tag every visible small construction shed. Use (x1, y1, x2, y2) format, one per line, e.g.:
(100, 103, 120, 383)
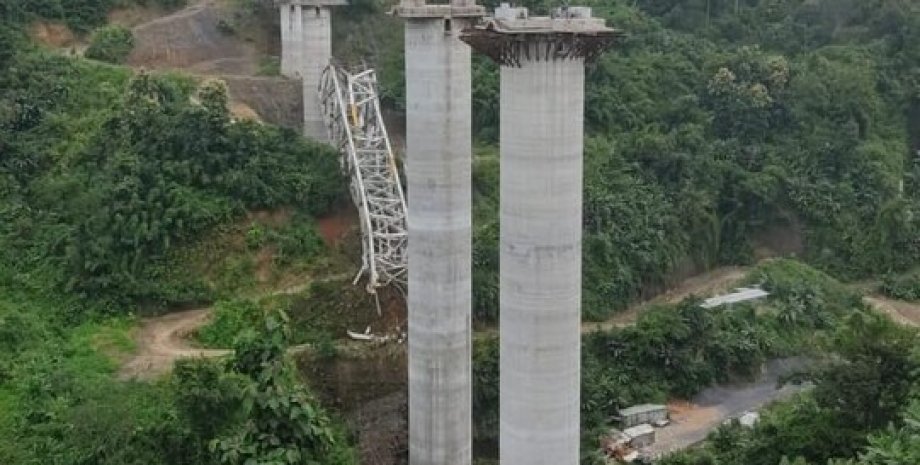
(617, 404, 668, 428)
(623, 424, 656, 449)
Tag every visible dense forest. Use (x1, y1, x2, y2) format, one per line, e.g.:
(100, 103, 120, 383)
(2, 0, 920, 464)
(338, 0, 920, 321)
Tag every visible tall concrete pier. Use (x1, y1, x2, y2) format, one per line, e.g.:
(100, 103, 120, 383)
(277, 0, 345, 140)
(394, 1, 484, 464)
(463, 6, 618, 465)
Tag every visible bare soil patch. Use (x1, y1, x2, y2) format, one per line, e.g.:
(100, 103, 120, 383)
(108, 5, 171, 28)
(119, 308, 230, 380)
(317, 207, 358, 247)
(29, 22, 78, 48)
(220, 75, 303, 129)
(865, 296, 920, 327)
(230, 101, 263, 123)
(127, 1, 259, 74)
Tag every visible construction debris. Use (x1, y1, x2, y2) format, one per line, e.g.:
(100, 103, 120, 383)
(346, 326, 406, 344)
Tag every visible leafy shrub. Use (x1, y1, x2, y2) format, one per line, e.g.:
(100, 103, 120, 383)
(213, 310, 357, 465)
(880, 270, 920, 302)
(85, 25, 135, 64)
(0, 21, 17, 68)
(196, 299, 263, 348)
(472, 336, 499, 440)
(0, 68, 344, 312)
(245, 224, 267, 250)
(748, 259, 863, 326)
(269, 218, 325, 266)
(172, 358, 245, 441)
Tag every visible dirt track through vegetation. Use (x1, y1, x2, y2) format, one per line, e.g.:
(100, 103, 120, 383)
(119, 262, 920, 386)
(582, 266, 751, 333)
(117, 264, 920, 463)
(864, 296, 920, 327)
(120, 266, 755, 379)
(119, 308, 230, 380)
(119, 282, 312, 380)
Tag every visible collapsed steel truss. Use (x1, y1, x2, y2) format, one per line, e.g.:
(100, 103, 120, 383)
(319, 64, 408, 292)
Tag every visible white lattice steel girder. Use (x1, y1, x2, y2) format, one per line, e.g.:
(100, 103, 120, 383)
(319, 64, 409, 292)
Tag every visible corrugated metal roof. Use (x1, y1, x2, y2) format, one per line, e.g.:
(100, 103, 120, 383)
(618, 404, 667, 417)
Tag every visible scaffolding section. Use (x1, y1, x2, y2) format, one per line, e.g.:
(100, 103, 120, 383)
(319, 64, 408, 293)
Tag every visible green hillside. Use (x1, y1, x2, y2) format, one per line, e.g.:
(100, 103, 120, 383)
(1, 1, 919, 464)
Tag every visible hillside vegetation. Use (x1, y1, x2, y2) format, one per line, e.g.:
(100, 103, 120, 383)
(338, 0, 920, 321)
(1, 1, 920, 465)
(1, 3, 359, 464)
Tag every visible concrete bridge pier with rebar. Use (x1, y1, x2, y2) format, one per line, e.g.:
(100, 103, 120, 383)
(463, 6, 618, 465)
(278, 0, 346, 140)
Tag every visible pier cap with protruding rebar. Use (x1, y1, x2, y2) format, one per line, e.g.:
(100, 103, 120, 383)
(461, 3, 623, 66)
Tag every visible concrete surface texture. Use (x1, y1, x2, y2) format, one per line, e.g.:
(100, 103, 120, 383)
(279, 4, 303, 78)
(499, 43, 586, 465)
(299, 6, 333, 140)
(402, 15, 475, 465)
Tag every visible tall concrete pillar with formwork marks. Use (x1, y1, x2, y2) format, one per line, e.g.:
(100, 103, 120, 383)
(393, 1, 485, 464)
(277, 0, 346, 140)
(462, 6, 619, 465)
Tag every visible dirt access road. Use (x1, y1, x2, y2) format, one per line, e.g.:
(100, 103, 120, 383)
(119, 263, 920, 381)
(119, 308, 230, 380)
(119, 266, 753, 380)
(117, 262, 920, 456)
(865, 296, 920, 326)
(118, 282, 312, 380)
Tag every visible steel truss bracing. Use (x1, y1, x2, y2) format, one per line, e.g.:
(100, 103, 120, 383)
(319, 64, 408, 293)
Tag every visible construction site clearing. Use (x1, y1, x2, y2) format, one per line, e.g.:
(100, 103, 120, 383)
(601, 403, 762, 464)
